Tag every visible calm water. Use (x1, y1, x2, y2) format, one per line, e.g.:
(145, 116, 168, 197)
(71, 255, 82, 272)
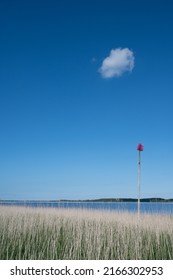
(0, 200, 173, 214)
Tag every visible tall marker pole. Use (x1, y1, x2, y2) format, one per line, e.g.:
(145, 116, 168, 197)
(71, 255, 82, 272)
(137, 143, 144, 218)
(138, 149, 141, 217)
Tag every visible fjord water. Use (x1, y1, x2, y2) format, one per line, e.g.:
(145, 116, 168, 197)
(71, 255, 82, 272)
(0, 201, 173, 214)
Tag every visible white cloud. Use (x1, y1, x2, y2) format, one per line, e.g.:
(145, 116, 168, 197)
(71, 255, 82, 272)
(99, 48, 135, 78)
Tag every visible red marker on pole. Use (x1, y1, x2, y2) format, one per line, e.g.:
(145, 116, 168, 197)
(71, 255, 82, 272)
(137, 144, 144, 218)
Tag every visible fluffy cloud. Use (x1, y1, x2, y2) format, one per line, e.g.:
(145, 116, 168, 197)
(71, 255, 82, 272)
(99, 48, 135, 78)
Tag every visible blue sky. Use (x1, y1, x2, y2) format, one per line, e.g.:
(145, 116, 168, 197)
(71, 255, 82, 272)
(0, 0, 173, 200)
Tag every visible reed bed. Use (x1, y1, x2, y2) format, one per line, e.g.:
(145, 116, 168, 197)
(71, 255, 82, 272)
(0, 205, 173, 260)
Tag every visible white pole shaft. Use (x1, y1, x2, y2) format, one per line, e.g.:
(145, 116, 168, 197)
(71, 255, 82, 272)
(138, 151, 141, 218)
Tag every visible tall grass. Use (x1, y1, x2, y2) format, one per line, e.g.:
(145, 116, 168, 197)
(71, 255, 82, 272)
(0, 206, 173, 259)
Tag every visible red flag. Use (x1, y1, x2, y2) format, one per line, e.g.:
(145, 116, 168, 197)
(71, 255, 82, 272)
(137, 143, 144, 151)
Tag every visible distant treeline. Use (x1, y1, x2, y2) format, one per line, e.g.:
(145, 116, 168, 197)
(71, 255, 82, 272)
(60, 198, 173, 203)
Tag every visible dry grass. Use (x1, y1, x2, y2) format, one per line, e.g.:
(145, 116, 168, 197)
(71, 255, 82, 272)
(0, 206, 173, 259)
